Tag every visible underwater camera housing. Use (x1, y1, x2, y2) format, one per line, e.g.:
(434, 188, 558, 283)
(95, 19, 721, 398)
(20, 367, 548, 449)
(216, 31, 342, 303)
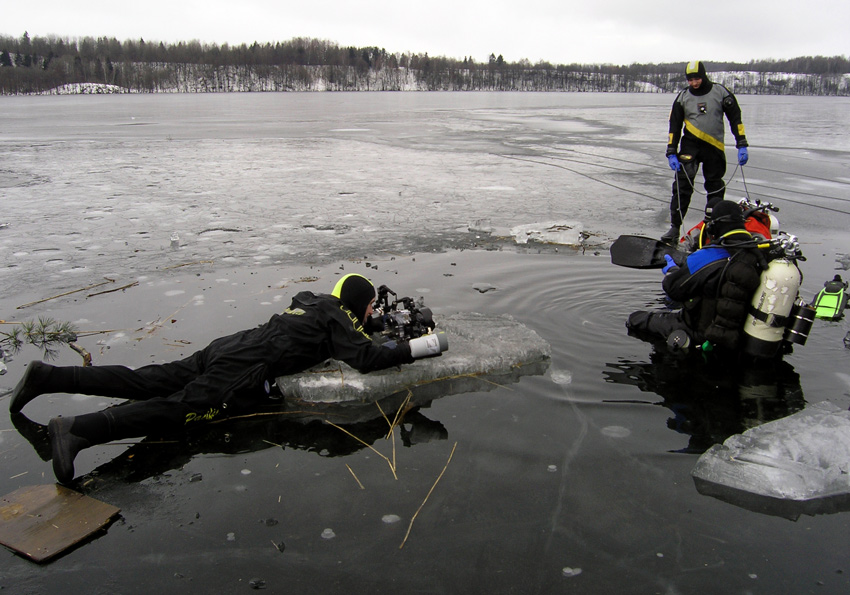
(370, 284, 436, 342)
(370, 285, 447, 358)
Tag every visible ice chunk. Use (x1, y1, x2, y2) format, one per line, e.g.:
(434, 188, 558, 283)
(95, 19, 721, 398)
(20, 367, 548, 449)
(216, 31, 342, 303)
(692, 401, 850, 517)
(274, 312, 550, 423)
(509, 220, 583, 246)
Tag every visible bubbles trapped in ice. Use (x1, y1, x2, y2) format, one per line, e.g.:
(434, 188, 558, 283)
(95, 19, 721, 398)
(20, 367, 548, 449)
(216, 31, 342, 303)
(547, 465, 558, 473)
(562, 567, 582, 578)
(382, 514, 402, 524)
(241, 469, 251, 475)
(550, 370, 572, 385)
(248, 578, 266, 589)
(226, 532, 236, 542)
(601, 426, 631, 439)
(321, 528, 336, 540)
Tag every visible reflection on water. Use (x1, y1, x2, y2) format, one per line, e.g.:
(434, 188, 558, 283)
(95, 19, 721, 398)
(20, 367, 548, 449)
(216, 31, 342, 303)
(603, 344, 805, 454)
(12, 404, 449, 487)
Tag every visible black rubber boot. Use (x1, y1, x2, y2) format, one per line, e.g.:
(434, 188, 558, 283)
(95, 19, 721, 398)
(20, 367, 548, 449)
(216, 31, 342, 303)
(48, 417, 92, 484)
(9, 361, 56, 414)
(10, 413, 52, 461)
(48, 409, 116, 485)
(660, 226, 680, 244)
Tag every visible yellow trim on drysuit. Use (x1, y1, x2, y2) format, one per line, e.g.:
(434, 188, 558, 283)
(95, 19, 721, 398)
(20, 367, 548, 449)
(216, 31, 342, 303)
(684, 120, 725, 152)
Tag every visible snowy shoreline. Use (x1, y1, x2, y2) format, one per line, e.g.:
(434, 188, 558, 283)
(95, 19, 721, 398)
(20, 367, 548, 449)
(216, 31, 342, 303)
(21, 67, 850, 96)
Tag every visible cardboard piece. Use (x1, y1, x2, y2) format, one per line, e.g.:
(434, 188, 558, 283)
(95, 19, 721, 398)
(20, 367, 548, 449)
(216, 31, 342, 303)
(0, 484, 120, 563)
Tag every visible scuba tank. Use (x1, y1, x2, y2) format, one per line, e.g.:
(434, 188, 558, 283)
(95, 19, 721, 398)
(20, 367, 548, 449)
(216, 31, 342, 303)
(811, 275, 848, 321)
(741, 257, 811, 358)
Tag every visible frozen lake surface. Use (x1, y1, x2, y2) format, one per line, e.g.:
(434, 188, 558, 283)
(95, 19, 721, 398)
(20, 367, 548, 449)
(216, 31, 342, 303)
(1, 92, 850, 592)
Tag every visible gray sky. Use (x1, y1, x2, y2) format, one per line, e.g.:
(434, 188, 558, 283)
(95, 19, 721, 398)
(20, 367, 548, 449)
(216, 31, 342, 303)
(3, 0, 848, 65)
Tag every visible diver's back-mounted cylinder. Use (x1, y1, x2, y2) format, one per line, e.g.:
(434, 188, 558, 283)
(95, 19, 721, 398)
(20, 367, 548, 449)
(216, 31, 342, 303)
(741, 258, 806, 358)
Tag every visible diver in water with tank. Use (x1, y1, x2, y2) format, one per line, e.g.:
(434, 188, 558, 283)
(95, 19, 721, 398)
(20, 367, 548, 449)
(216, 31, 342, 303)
(627, 200, 813, 360)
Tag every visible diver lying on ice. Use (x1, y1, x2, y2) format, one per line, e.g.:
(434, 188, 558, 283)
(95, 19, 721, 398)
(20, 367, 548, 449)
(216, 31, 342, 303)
(9, 274, 447, 485)
(626, 200, 813, 360)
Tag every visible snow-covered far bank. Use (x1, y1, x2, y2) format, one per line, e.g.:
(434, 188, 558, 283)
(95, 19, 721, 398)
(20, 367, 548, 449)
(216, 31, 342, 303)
(47, 83, 130, 94)
(26, 66, 850, 96)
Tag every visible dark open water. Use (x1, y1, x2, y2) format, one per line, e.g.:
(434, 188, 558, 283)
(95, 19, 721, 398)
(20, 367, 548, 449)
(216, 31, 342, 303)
(1, 92, 850, 593)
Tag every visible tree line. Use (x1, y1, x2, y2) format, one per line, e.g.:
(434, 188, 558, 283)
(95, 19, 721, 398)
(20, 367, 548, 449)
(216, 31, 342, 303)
(1, 32, 848, 95)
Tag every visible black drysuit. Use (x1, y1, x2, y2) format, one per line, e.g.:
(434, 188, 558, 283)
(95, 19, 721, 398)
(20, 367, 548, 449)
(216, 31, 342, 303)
(627, 241, 763, 351)
(59, 291, 414, 439)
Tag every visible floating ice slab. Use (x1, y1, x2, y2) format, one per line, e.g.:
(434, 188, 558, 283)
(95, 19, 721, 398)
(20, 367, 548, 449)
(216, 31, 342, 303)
(274, 312, 550, 423)
(509, 220, 583, 246)
(692, 401, 850, 517)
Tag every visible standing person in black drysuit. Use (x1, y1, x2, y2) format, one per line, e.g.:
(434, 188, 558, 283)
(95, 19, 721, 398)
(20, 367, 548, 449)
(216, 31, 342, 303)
(662, 61, 750, 244)
(10, 274, 435, 484)
(628, 200, 765, 352)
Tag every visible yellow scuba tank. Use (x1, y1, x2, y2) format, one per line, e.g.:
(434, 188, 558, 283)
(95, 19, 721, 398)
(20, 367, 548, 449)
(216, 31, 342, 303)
(741, 258, 802, 358)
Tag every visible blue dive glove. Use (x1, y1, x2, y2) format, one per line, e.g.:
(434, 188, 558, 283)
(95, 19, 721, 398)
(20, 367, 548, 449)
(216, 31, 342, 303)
(667, 155, 681, 171)
(662, 254, 677, 274)
(738, 147, 748, 165)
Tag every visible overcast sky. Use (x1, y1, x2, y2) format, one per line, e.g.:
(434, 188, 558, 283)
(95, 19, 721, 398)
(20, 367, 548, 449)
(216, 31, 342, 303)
(3, 0, 848, 65)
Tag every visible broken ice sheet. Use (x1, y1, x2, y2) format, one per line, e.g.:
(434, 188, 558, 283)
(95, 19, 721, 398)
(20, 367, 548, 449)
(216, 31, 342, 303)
(692, 401, 850, 518)
(510, 220, 584, 246)
(275, 313, 551, 413)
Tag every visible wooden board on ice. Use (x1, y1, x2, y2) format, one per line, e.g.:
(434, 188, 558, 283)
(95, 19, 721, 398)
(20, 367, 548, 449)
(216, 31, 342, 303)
(273, 312, 550, 420)
(0, 484, 120, 563)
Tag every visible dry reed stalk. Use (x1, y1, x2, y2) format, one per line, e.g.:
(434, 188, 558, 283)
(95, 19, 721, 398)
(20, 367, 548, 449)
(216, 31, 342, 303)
(345, 464, 365, 489)
(324, 420, 397, 479)
(17, 279, 115, 309)
(162, 260, 214, 270)
(87, 281, 139, 297)
(210, 410, 327, 423)
(400, 441, 458, 549)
